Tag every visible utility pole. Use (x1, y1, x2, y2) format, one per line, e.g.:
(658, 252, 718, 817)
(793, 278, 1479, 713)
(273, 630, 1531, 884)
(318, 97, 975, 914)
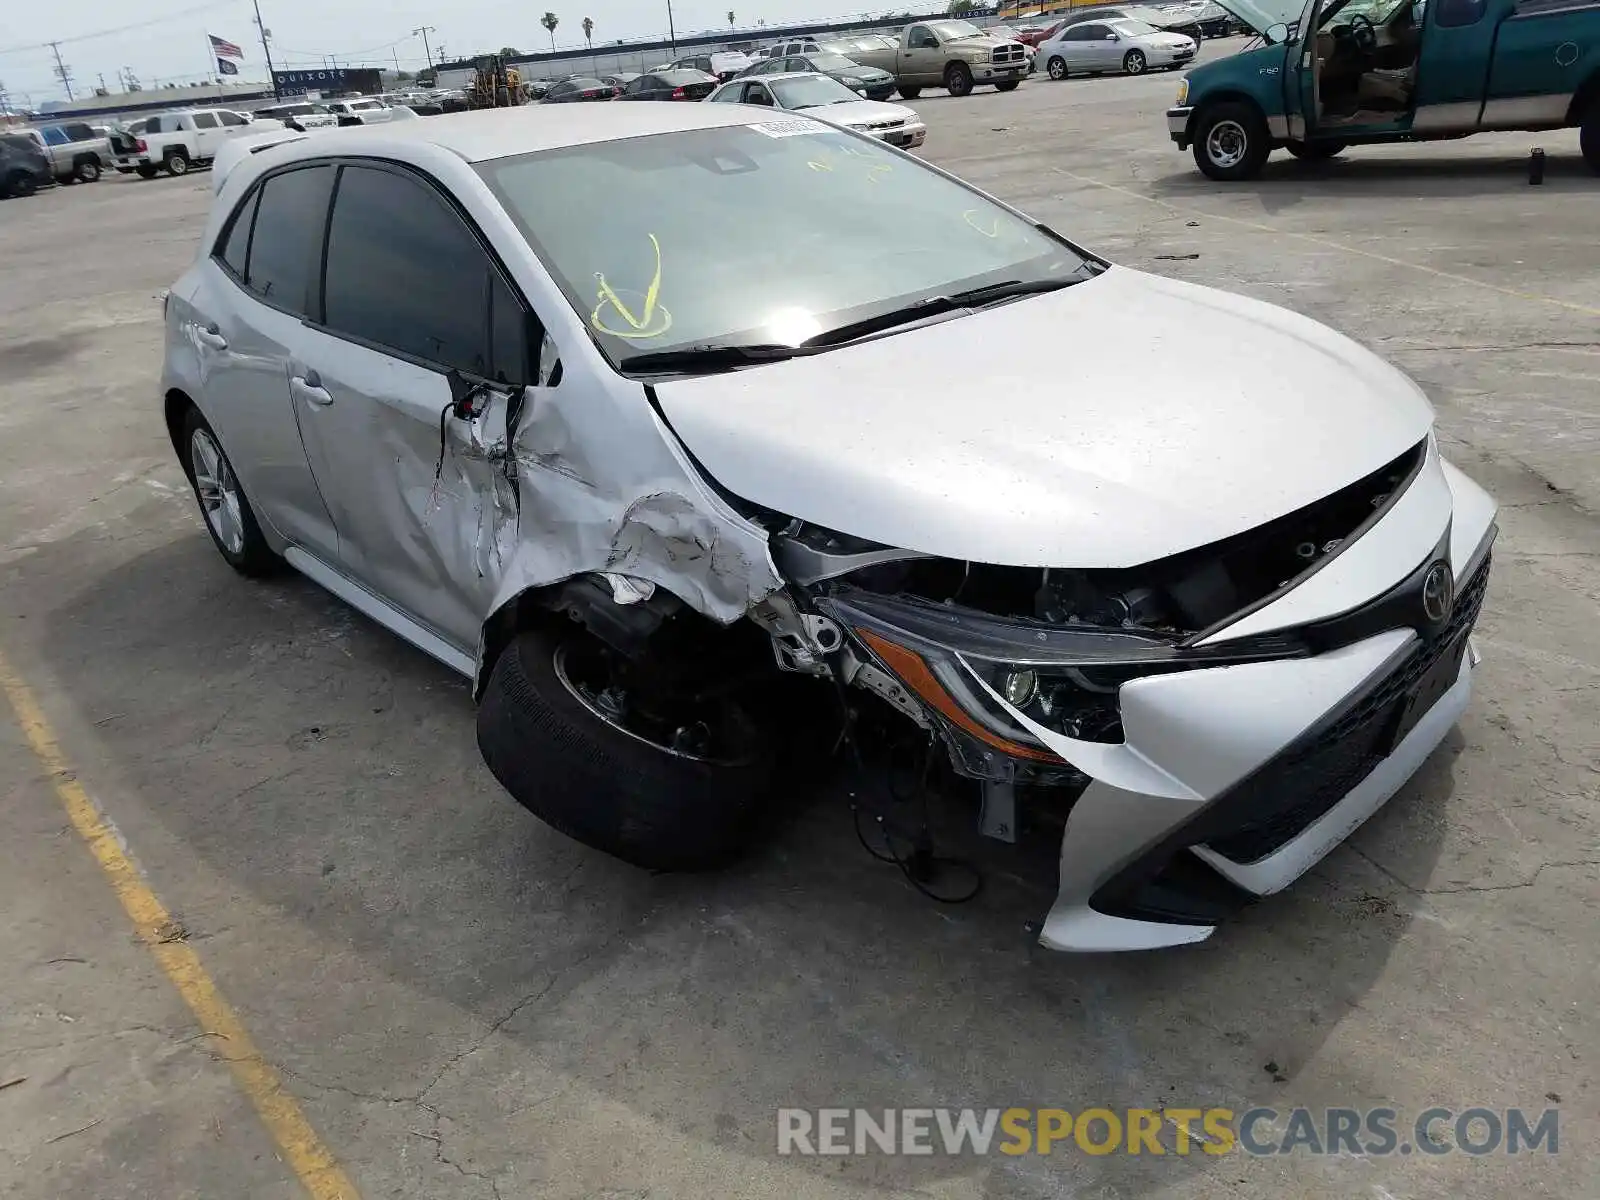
(48, 41, 74, 101)
(666, 0, 678, 53)
(252, 0, 281, 97)
(413, 26, 437, 68)
(0, 80, 11, 119)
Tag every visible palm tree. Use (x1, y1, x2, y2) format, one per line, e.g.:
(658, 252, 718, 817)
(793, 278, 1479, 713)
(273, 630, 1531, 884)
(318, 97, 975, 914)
(727, 10, 736, 27)
(541, 12, 559, 51)
(582, 16, 594, 68)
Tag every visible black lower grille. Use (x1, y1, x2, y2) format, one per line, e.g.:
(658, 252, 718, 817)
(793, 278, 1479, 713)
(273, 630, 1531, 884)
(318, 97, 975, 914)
(1204, 553, 1490, 863)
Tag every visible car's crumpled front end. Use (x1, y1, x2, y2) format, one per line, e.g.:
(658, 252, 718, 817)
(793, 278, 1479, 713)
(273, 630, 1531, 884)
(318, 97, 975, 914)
(653, 267, 1498, 951)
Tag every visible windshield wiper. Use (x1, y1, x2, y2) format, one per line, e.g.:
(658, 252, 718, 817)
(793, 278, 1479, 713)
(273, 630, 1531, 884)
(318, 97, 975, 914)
(804, 277, 1080, 347)
(617, 343, 808, 374)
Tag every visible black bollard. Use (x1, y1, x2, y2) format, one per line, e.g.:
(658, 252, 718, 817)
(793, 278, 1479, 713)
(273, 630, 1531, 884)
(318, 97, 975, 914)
(1529, 147, 1546, 185)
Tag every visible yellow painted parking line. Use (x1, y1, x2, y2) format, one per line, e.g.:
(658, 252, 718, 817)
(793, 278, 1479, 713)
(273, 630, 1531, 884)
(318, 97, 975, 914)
(1048, 165, 1600, 319)
(0, 647, 360, 1200)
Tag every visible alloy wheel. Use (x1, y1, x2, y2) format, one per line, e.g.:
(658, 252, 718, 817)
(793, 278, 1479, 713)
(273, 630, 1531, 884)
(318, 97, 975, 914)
(190, 428, 245, 555)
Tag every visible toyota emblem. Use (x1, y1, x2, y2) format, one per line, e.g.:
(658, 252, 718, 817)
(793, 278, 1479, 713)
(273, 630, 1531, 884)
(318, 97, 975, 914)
(1421, 561, 1454, 625)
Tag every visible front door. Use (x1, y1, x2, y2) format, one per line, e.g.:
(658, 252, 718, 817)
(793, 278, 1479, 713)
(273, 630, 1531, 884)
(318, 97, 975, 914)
(901, 24, 941, 83)
(289, 161, 538, 652)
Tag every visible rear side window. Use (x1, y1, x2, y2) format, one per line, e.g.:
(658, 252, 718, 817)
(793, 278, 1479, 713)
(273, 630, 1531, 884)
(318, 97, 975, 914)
(41, 127, 70, 146)
(321, 164, 496, 375)
(216, 188, 260, 278)
(192, 112, 219, 128)
(245, 165, 334, 313)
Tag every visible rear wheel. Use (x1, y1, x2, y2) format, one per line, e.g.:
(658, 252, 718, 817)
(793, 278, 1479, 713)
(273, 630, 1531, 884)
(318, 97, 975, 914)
(3, 170, 38, 198)
(1122, 49, 1147, 75)
(1192, 100, 1271, 181)
(944, 61, 973, 97)
(180, 406, 279, 576)
(1047, 56, 1068, 80)
(74, 156, 102, 183)
(477, 625, 780, 871)
(1286, 139, 1347, 160)
(897, 85, 922, 99)
(1581, 100, 1600, 173)
(163, 148, 190, 176)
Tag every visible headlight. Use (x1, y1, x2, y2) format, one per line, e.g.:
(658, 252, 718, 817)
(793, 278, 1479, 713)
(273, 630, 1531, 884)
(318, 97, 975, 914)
(1176, 78, 1189, 104)
(827, 590, 1305, 754)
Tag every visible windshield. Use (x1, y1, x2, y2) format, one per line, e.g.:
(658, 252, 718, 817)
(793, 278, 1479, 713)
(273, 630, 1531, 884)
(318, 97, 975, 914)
(771, 75, 860, 107)
(477, 123, 1088, 369)
(1111, 18, 1160, 32)
(929, 19, 987, 39)
(808, 52, 859, 71)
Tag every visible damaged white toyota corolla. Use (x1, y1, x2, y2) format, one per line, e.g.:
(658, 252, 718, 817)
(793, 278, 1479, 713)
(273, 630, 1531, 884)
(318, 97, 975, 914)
(162, 104, 1496, 951)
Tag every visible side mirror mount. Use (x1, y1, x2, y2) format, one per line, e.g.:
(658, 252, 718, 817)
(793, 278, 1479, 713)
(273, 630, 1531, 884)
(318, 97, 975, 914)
(1106, 32, 1120, 41)
(1265, 22, 1291, 44)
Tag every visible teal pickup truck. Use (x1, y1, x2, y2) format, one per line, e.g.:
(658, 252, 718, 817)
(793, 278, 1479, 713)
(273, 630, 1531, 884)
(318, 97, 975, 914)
(1168, 0, 1600, 178)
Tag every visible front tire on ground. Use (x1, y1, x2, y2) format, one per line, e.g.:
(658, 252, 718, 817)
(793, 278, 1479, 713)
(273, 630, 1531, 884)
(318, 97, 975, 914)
(1191, 100, 1271, 180)
(897, 85, 922, 99)
(476, 626, 779, 872)
(1122, 49, 1147, 75)
(1286, 139, 1347, 160)
(179, 405, 279, 576)
(1047, 55, 1068, 80)
(944, 62, 973, 97)
(1581, 100, 1600, 173)
(163, 148, 190, 176)
(2, 170, 38, 198)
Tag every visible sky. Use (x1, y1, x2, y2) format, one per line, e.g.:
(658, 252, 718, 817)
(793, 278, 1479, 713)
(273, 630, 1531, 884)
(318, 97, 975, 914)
(0, 0, 941, 106)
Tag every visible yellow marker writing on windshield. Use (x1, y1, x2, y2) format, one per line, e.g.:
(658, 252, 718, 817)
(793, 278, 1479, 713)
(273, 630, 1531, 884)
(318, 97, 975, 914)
(592, 233, 673, 339)
(963, 209, 1000, 238)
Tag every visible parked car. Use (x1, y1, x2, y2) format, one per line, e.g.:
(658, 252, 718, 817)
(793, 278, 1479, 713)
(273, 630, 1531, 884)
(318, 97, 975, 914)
(707, 72, 926, 147)
(17, 121, 112, 183)
(829, 19, 1029, 98)
(111, 109, 284, 178)
(1051, 3, 1209, 42)
(619, 69, 720, 101)
(325, 97, 404, 125)
(1039, 17, 1196, 78)
(661, 52, 754, 81)
(541, 77, 621, 102)
(0, 132, 53, 197)
(597, 73, 641, 89)
(762, 39, 823, 57)
(255, 102, 340, 132)
(1174, 0, 1600, 179)
(738, 51, 898, 101)
(162, 103, 1497, 953)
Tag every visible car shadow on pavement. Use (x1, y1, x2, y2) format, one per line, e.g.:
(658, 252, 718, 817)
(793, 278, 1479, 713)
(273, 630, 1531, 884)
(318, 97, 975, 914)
(25, 524, 1457, 1195)
(1153, 150, 1597, 212)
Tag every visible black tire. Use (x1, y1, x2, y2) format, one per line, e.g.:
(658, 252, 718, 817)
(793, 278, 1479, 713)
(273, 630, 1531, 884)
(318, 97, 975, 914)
(1123, 49, 1147, 75)
(1191, 99, 1271, 181)
(1286, 139, 1347, 160)
(178, 405, 279, 576)
(4, 170, 38, 198)
(994, 80, 1020, 92)
(74, 156, 102, 183)
(944, 61, 973, 97)
(897, 85, 922, 99)
(136, 164, 159, 179)
(1581, 100, 1600, 174)
(164, 148, 190, 176)
(477, 627, 778, 871)
(1046, 56, 1068, 80)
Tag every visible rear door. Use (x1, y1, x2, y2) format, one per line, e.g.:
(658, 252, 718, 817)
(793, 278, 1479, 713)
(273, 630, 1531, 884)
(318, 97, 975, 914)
(1416, 0, 1497, 123)
(188, 111, 224, 158)
(289, 161, 538, 649)
(187, 164, 341, 559)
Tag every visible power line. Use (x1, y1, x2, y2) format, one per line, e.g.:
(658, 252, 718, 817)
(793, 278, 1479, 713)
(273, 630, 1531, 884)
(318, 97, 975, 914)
(0, 0, 237, 57)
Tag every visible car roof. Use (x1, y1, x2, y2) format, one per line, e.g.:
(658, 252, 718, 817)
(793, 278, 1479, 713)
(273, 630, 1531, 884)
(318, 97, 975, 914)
(255, 101, 783, 164)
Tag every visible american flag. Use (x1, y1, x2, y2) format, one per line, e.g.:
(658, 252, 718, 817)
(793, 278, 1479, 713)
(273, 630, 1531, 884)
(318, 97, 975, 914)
(209, 33, 244, 60)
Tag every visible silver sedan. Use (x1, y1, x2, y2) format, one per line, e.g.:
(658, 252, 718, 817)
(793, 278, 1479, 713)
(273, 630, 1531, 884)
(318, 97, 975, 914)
(1037, 18, 1197, 79)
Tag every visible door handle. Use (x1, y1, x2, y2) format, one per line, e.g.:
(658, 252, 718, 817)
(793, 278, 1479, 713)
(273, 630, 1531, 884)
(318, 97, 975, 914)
(195, 322, 228, 350)
(290, 372, 333, 406)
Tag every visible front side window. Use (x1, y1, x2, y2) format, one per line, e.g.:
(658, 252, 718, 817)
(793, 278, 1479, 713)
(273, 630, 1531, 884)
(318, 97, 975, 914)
(220, 111, 248, 126)
(478, 123, 1091, 371)
(65, 124, 95, 141)
(192, 112, 219, 128)
(41, 127, 70, 146)
(245, 165, 334, 312)
(907, 25, 938, 48)
(321, 164, 494, 375)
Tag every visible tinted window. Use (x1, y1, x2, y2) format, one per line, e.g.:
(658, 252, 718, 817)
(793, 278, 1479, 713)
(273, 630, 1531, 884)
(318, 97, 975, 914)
(1435, 0, 1485, 24)
(65, 123, 95, 141)
(192, 112, 219, 128)
(217, 187, 260, 277)
(246, 165, 333, 312)
(489, 271, 530, 385)
(220, 111, 247, 126)
(322, 165, 492, 375)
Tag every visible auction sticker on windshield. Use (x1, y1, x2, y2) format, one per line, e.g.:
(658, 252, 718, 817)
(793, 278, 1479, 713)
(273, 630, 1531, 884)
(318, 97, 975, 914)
(748, 118, 825, 138)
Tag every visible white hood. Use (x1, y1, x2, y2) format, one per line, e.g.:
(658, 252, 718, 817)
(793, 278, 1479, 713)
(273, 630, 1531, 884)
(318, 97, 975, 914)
(801, 99, 916, 128)
(653, 267, 1433, 569)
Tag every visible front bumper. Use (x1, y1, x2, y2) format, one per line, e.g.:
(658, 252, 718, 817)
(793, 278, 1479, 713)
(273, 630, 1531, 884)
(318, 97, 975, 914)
(973, 62, 1028, 84)
(1167, 105, 1194, 145)
(865, 121, 927, 149)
